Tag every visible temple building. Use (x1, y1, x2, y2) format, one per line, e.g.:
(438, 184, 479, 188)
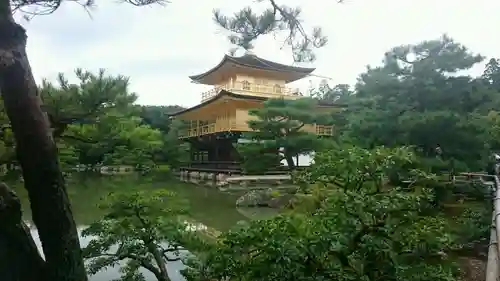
(170, 52, 337, 174)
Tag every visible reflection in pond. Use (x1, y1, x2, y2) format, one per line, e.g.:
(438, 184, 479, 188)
(28, 226, 186, 281)
(16, 175, 248, 230)
(18, 175, 264, 281)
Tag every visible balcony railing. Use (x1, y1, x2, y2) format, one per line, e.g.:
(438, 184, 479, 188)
(316, 125, 334, 136)
(201, 80, 302, 102)
(180, 123, 216, 138)
(179, 118, 237, 139)
(179, 121, 334, 139)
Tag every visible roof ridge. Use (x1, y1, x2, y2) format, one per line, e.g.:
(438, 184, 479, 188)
(189, 53, 315, 84)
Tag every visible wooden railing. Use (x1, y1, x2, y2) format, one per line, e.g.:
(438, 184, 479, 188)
(316, 125, 334, 136)
(201, 87, 221, 101)
(486, 174, 500, 281)
(179, 118, 237, 139)
(180, 123, 216, 138)
(201, 80, 301, 102)
(179, 123, 334, 138)
(179, 122, 334, 138)
(456, 172, 499, 281)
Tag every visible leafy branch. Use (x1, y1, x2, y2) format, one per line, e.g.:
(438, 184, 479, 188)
(10, 0, 169, 17)
(213, 0, 330, 62)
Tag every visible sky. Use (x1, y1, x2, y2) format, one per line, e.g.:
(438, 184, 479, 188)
(16, 0, 500, 107)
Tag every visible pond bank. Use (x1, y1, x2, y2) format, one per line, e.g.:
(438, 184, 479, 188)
(14, 175, 250, 231)
(15, 175, 258, 281)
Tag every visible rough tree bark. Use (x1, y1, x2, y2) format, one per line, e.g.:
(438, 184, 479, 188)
(284, 153, 296, 171)
(0, 183, 45, 281)
(0, 1, 87, 281)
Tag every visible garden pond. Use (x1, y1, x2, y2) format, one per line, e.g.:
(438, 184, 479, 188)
(14, 174, 277, 281)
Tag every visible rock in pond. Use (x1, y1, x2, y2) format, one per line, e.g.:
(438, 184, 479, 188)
(236, 188, 294, 208)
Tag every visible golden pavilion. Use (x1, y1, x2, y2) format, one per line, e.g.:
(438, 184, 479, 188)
(171, 52, 336, 173)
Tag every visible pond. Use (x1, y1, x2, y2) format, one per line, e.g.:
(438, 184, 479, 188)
(13, 174, 257, 281)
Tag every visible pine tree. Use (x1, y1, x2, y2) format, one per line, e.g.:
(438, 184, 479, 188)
(239, 98, 331, 172)
(0, 1, 330, 280)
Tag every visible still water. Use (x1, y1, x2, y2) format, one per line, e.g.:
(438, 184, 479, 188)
(16, 175, 250, 281)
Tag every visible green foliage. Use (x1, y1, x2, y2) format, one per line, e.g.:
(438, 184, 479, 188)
(63, 113, 163, 168)
(82, 190, 207, 281)
(57, 140, 79, 171)
(213, 1, 327, 62)
(0, 68, 185, 175)
(333, 35, 500, 171)
(186, 189, 457, 281)
(157, 119, 189, 169)
(37, 68, 185, 172)
(37, 69, 168, 169)
(41, 68, 138, 138)
(237, 142, 281, 174)
(309, 80, 353, 104)
(298, 145, 426, 192)
(0, 101, 18, 167)
(482, 58, 500, 91)
(133, 106, 190, 168)
(450, 208, 491, 251)
(184, 145, 479, 281)
(140, 105, 185, 134)
(238, 98, 331, 171)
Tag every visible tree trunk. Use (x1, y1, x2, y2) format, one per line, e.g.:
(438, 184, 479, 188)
(149, 245, 170, 281)
(0, 182, 45, 281)
(284, 153, 296, 171)
(0, 2, 87, 281)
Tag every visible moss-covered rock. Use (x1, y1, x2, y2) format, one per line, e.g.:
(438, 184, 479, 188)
(236, 188, 294, 208)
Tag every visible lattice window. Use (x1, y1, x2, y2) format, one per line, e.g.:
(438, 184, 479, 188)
(194, 151, 209, 162)
(242, 80, 251, 90)
(274, 84, 282, 93)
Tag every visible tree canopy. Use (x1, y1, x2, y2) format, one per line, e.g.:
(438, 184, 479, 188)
(39, 69, 172, 170)
(0, 67, 188, 174)
(0, 1, 332, 281)
(314, 35, 500, 172)
(182, 145, 489, 281)
(237, 97, 332, 173)
(213, 0, 328, 62)
(7, 34, 491, 281)
(1, 0, 498, 280)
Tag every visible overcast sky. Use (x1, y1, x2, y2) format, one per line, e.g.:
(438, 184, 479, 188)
(16, 0, 500, 107)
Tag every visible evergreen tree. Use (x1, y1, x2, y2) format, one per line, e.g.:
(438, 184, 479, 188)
(336, 35, 498, 171)
(0, 1, 328, 280)
(239, 98, 331, 172)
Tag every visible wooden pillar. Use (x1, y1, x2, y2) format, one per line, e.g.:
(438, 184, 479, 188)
(229, 140, 240, 162)
(205, 136, 214, 162)
(207, 142, 215, 162)
(189, 144, 195, 162)
(214, 140, 220, 162)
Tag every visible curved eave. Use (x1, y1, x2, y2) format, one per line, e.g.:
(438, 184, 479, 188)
(169, 90, 345, 118)
(189, 54, 316, 84)
(169, 90, 267, 117)
(188, 55, 232, 82)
